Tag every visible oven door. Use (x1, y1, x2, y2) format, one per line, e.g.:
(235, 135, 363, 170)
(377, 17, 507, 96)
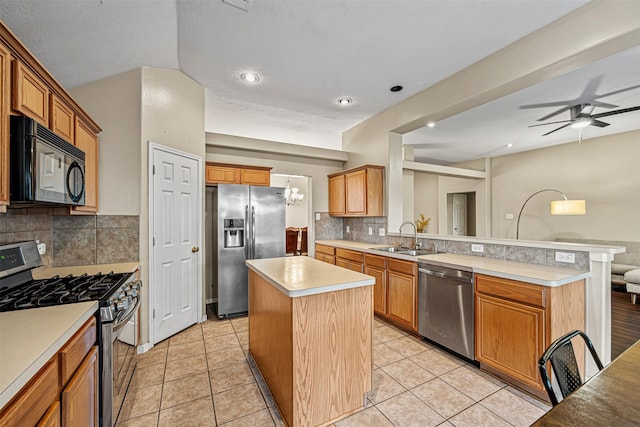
(102, 288, 140, 427)
(34, 136, 85, 205)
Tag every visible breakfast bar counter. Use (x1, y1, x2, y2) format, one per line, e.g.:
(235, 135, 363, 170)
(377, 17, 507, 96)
(246, 256, 375, 427)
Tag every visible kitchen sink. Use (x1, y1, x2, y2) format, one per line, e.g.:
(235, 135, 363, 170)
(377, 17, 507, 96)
(370, 247, 436, 256)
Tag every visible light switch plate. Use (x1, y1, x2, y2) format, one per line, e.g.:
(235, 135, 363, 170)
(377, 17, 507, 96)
(505, 213, 514, 220)
(37, 243, 46, 255)
(346, 225, 350, 233)
(378, 228, 385, 237)
(368, 227, 373, 235)
(315, 213, 321, 221)
(471, 244, 484, 253)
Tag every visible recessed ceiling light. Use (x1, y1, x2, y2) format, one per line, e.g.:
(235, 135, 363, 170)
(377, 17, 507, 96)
(390, 85, 403, 92)
(336, 97, 353, 105)
(427, 122, 436, 128)
(240, 72, 260, 83)
(505, 143, 514, 148)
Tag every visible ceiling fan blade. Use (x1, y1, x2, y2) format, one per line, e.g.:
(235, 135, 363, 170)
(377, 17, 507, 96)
(537, 106, 573, 122)
(579, 76, 604, 100)
(542, 123, 571, 136)
(591, 105, 640, 119)
(590, 119, 610, 128)
(519, 101, 574, 109)
(596, 83, 640, 99)
(528, 120, 571, 128)
(589, 100, 618, 109)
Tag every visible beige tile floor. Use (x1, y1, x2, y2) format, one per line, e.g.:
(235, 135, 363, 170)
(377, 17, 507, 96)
(116, 314, 550, 426)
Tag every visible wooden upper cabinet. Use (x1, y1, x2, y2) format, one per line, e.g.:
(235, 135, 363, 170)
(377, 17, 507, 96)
(72, 118, 99, 213)
(240, 168, 270, 186)
(328, 175, 345, 215)
(205, 162, 272, 186)
(0, 42, 10, 208)
(328, 165, 383, 217)
(50, 94, 75, 143)
(13, 60, 49, 126)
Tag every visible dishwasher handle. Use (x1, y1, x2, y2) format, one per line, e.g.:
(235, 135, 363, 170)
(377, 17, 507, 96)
(419, 267, 473, 283)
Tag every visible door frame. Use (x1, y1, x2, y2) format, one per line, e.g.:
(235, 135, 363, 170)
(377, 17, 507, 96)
(148, 141, 203, 347)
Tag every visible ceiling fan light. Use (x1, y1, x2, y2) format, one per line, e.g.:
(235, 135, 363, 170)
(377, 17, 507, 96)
(571, 117, 592, 129)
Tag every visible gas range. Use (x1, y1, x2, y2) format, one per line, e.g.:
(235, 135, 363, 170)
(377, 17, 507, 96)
(0, 241, 139, 321)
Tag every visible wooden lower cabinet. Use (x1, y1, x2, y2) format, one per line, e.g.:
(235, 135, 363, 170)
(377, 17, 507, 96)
(475, 274, 584, 400)
(365, 254, 387, 316)
(386, 259, 418, 332)
(0, 317, 98, 427)
(38, 402, 60, 427)
(335, 248, 364, 273)
(315, 244, 336, 264)
(61, 346, 98, 427)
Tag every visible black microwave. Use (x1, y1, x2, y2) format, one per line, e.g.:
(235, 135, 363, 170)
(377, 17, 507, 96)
(10, 116, 86, 206)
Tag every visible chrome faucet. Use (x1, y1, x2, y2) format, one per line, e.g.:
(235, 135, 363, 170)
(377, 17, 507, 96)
(399, 221, 419, 250)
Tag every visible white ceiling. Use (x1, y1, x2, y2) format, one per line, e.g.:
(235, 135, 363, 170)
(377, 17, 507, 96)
(3, 0, 632, 162)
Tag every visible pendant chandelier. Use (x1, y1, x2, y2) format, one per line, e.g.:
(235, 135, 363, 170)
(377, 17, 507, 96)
(284, 179, 304, 206)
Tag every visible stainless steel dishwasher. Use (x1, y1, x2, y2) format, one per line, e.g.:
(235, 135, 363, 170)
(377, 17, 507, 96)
(418, 262, 475, 360)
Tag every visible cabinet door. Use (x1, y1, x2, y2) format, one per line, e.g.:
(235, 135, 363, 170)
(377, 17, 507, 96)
(387, 271, 417, 331)
(345, 170, 367, 215)
(37, 401, 60, 427)
(240, 168, 270, 186)
(328, 175, 345, 215)
(0, 43, 9, 207)
(366, 265, 387, 316)
(72, 118, 99, 213)
(475, 293, 545, 392)
(50, 94, 75, 143)
(13, 60, 49, 125)
(206, 165, 239, 184)
(61, 346, 99, 427)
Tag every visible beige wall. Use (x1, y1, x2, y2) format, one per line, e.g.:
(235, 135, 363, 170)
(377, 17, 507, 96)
(342, 1, 640, 230)
(413, 172, 439, 234)
(491, 129, 640, 241)
(71, 67, 205, 346)
(70, 69, 142, 215)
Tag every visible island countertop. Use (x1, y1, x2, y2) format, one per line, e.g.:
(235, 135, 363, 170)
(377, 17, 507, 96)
(0, 301, 98, 409)
(246, 256, 375, 297)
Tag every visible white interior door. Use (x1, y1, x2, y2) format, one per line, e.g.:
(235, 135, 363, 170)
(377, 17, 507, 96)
(452, 193, 467, 236)
(151, 144, 201, 344)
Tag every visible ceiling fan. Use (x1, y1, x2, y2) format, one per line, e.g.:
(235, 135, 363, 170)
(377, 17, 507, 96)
(521, 77, 640, 136)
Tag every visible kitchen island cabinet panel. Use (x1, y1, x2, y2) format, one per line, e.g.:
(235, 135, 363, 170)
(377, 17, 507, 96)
(247, 257, 373, 427)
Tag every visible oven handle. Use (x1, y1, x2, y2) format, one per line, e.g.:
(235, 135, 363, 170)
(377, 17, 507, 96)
(112, 292, 141, 332)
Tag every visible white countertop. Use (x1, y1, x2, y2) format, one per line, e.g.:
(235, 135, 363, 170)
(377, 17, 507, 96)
(316, 240, 589, 286)
(246, 256, 375, 298)
(0, 301, 98, 409)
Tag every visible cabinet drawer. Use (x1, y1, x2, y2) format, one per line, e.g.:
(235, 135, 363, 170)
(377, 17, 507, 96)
(365, 253, 386, 269)
(37, 401, 60, 427)
(0, 358, 58, 427)
(59, 316, 96, 387)
(315, 244, 335, 256)
(335, 248, 363, 263)
(387, 258, 416, 276)
(475, 274, 545, 308)
(315, 253, 335, 265)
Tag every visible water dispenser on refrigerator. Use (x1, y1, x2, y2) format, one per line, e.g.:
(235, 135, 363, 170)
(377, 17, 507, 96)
(223, 218, 244, 248)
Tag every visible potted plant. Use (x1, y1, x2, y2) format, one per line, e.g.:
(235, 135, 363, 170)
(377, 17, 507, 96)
(415, 213, 430, 233)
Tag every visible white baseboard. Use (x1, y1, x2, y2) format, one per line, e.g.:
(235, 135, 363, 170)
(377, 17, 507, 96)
(137, 342, 154, 354)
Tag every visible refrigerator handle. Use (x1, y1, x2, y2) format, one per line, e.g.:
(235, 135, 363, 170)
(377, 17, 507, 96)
(245, 205, 249, 259)
(251, 206, 256, 259)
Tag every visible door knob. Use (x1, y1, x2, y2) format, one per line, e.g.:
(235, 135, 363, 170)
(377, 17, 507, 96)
(192, 246, 200, 253)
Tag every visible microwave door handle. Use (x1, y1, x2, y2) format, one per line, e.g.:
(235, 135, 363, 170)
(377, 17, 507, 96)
(66, 160, 85, 203)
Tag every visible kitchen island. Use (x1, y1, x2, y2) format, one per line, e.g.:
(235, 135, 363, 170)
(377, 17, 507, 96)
(246, 256, 374, 427)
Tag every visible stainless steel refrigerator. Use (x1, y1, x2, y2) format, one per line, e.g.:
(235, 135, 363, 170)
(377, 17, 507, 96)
(213, 184, 285, 318)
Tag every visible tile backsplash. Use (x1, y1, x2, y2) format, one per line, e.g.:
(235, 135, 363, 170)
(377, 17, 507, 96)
(0, 211, 139, 267)
(314, 212, 589, 271)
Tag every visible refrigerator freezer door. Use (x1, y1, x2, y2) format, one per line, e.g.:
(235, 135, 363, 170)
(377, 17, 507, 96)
(217, 184, 250, 317)
(250, 186, 286, 260)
